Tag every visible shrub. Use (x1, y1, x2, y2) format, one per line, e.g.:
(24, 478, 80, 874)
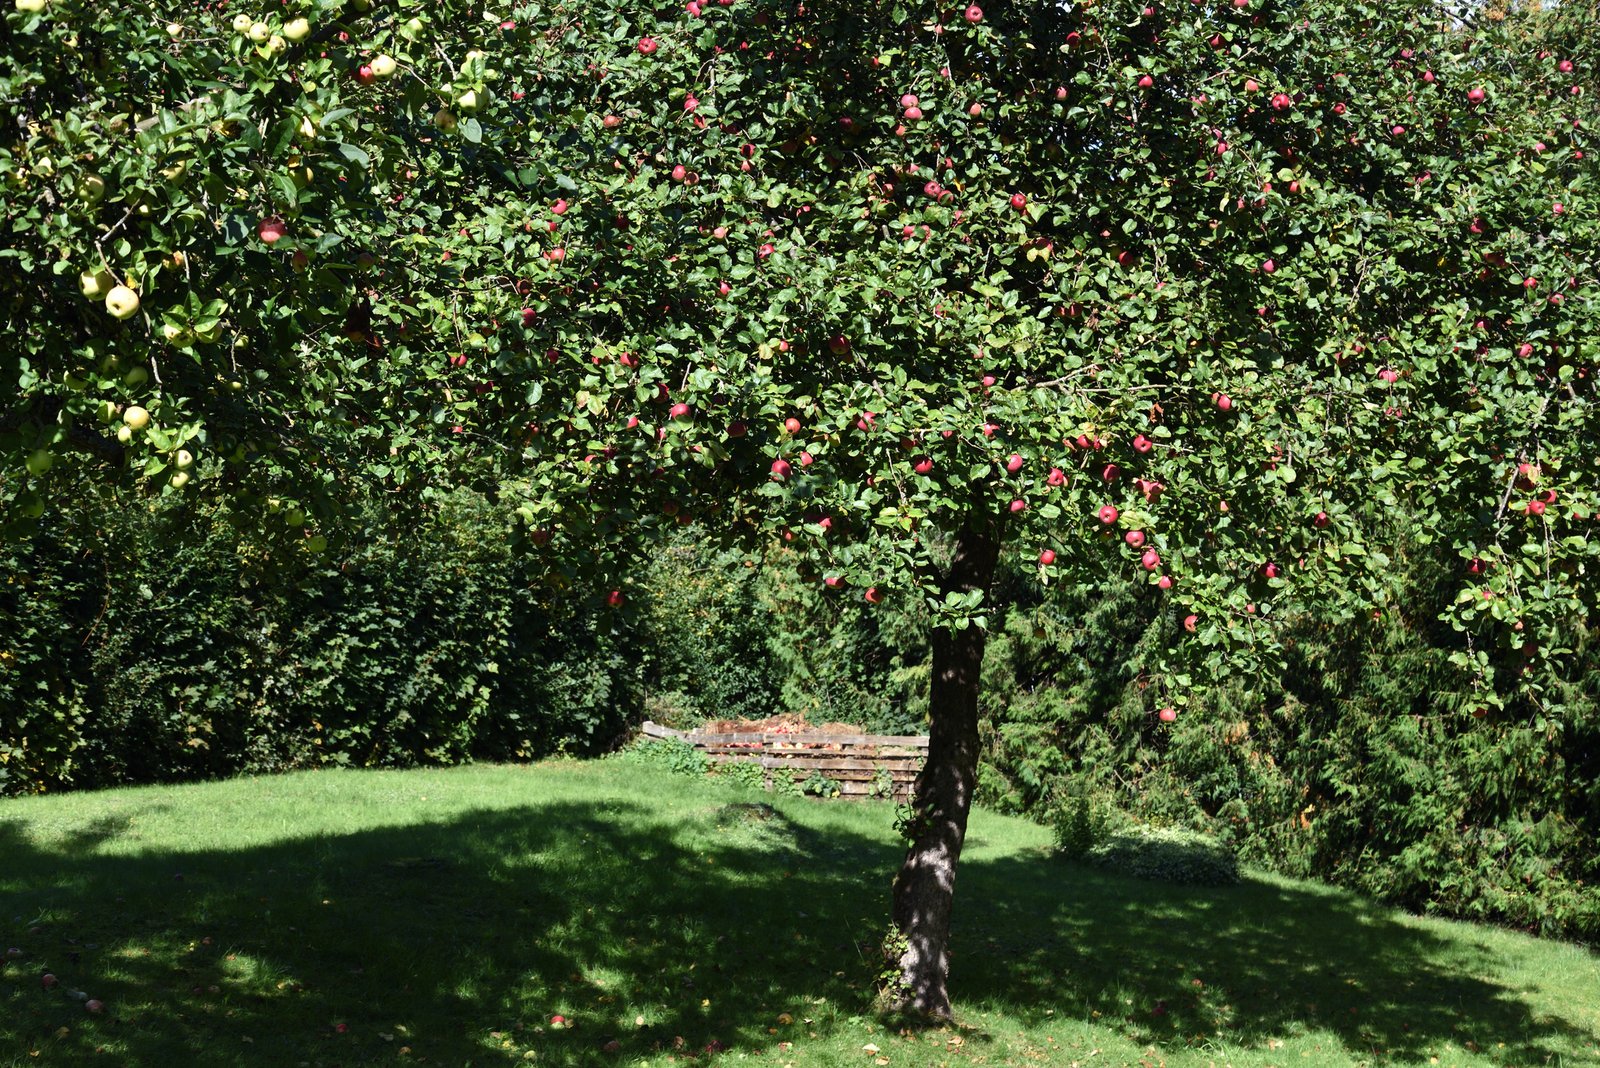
(1083, 827, 1241, 887)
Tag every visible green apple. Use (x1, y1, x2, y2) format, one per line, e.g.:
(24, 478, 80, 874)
(456, 88, 483, 111)
(248, 20, 269, 42)
(433, 107, 458, 132)
(116, 425, 133, 444)
(169, 470, 190, 489)
(18, 494, 45, 519)
(105, 285, 140, 320)
(284, 507, 305, 527)
(232, 12, 252, 33)
(166, 22, 183, 37)
(400, 16, 425, 40)
(123, 365, 149, 386)
(96, 400, 118, 424)
(175, 449, 194, 469)
(305, 534, 328, 552)
(63, 372, 88, 391)
(80, 268, 113, 299)
(265, 34, 285, 55)
(25, 449, 54, 477)
(369, 53, 397, 78)
(282, 16, 310, 41)
(160, 323, 194, 346)
(15, 0, 48, 13)
(78, 173, 106, 205)
(122, 405, 150, 431)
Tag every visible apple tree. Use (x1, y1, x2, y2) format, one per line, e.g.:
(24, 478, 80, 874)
(3, 0, 1596, 1018)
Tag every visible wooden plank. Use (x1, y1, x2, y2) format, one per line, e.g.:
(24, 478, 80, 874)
(640, 721, 688, 739)
(683, 729, 929, 748)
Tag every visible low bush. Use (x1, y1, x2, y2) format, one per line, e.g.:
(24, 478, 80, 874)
(1081, 827, 1242, 887)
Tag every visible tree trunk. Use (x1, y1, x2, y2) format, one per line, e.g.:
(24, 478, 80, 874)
(887, 525, 1000, 1020)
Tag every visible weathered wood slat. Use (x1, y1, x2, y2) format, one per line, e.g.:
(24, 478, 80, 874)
(639, 720, 927, 801)
(640, 722, 927, 748)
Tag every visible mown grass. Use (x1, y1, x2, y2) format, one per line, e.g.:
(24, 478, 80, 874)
(2, 760, 1597, 1067)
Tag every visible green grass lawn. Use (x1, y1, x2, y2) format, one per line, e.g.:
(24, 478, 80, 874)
(2, 760, 1596, 1067)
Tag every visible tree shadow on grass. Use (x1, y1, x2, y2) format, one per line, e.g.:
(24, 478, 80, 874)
(958, 850, 1598, 1063)
(1, 798, 1594, 1067)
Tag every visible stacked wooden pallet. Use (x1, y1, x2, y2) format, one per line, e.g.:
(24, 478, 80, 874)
(639, 721, 927, 801)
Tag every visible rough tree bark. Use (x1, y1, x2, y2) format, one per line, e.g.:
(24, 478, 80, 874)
(887, 524, 1001, 1020)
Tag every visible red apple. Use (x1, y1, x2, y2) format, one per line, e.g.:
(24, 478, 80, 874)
(1039, 549, 1056, 565)
(606, 590, 625, 607)
(1005, 453, 1024, 472)
(913, 457, 934, 474)
(1140, 549, 1161, 570)
(783, 417, 801, 433)
(1158, 707, 1177, 722)
(1132, 434, 1152, 453)
(1212, 392, 1233, 411)
(1157, 575, 1174, 590)
(1468, 86, 1486, 103)
(824, 574, 844, 588)
(1097, 504, 1119, 525)
(669, 402, 691, 419)
(964, 3, 983, 21)
(637, 37, 658, 54)
(1010, 192, 1027, 210)
(1183, 614, 1198, 632)
(1313, 511, 1330, 529)
(770, 458, 791, 480)
(1046, 467, 1066, 487)
(258, 217, 287, 244)
(864, 586, 884, 604)
(1124, 530, 1146, 548)
(799, 451, 814, 466)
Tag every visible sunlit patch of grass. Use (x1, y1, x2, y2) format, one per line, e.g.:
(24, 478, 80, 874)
(1, 761, 1597, 1067)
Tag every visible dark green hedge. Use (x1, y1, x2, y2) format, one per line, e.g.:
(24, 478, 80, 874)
(0, 486, 641, 793)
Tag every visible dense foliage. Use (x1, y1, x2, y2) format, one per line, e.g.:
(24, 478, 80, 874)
(0, 486, 640, 794)
(3, 0, 1595, 690)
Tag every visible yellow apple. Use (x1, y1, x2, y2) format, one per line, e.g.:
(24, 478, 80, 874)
(169, 470, 190, 489)
(232, 12, 252, 32)
(122, 405, 150, 431)
(175, 449, 194, 469)
(248, 20, 269, 42)
(80, 268, 113, 299)
(105, 284, 141, 320)
(369, 53, 397, 78)
(282, 16, 310, 41)
(15, 0, 48, 13)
